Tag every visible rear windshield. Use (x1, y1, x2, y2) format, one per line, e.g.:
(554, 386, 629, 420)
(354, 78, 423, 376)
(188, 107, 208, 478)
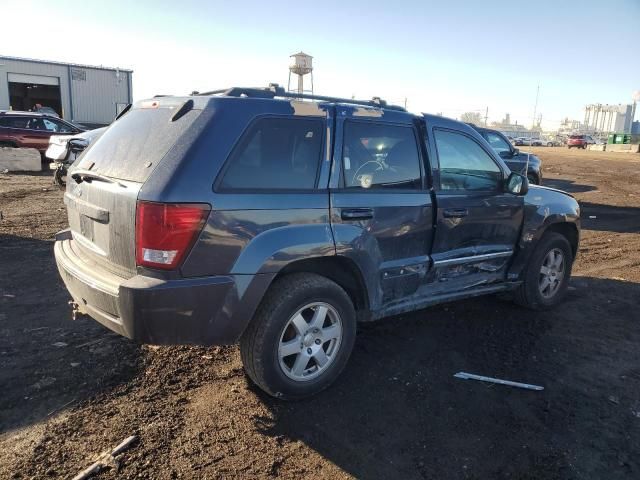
(74, 107, 200, 182)
(569, 135, 583, 139)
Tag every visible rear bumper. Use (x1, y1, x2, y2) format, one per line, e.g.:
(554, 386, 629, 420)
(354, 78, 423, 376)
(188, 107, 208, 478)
(54, 233, 273, 345)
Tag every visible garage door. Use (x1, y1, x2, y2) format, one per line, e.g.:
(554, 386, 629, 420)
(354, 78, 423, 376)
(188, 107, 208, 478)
(7, 73, 60, 86)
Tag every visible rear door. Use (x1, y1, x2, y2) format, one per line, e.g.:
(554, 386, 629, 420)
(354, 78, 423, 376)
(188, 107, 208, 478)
(329, 108, 433, 309)
(64, 103, 203, 279)
(21, 117, 52, 150)
(0, 116, 31, 147)
(428, 127, 523, 293)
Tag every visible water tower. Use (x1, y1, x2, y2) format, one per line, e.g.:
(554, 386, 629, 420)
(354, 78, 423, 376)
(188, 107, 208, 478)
(288, 52, 313, 95)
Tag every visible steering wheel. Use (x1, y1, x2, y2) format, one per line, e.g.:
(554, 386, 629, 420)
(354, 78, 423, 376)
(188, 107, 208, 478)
(352, 160, 385, 187)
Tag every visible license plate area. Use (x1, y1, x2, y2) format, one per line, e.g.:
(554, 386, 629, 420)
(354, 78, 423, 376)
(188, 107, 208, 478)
(79, 214, 95, 242)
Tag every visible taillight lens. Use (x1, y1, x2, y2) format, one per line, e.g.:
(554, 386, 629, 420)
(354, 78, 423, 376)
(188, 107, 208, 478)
(135, 201, 210, 270)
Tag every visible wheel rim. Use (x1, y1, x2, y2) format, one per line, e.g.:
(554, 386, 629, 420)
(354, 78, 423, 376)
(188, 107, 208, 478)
(277, 302, 343, 382)
(539, 248, 565, 299)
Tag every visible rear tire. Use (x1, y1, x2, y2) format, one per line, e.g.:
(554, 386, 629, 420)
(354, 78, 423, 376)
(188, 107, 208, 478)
(240, 273, 356, 400)
(514, 232, 573, 310)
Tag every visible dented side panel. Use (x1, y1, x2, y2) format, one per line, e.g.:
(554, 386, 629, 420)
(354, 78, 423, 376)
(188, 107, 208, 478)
(507, 185, 581, 281)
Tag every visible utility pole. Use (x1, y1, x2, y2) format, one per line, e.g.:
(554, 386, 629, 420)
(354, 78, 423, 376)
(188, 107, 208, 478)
(484, 107, 488, 126)
(532, 85, 540, 129)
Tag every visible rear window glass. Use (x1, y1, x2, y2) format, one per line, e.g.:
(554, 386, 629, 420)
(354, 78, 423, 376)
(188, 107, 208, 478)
(218, 117, 323, 190)
(569, 135, 583, 139)
(75, 107, 200, 182)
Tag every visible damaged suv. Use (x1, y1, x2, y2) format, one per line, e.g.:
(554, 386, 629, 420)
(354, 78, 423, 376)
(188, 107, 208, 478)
(54, 86, 580, 399)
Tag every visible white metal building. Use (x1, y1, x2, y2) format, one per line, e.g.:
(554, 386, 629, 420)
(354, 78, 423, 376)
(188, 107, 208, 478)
(583, 103, 634, 134)
(0, 56, 132, 127)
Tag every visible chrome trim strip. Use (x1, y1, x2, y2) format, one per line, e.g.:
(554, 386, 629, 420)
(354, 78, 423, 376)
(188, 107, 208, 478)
(433, 251, 513, 268)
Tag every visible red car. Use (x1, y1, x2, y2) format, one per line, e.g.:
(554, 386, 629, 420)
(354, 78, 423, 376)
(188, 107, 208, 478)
(0, 111, 84, 153)
(567, 134, 594, 149)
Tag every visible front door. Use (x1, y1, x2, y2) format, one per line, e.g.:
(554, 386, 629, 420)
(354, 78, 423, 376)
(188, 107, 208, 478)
(329, 109, 434, 312)
(428, 127, 524, 293)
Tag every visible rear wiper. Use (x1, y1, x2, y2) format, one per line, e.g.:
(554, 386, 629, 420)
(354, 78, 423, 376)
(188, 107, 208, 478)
(114, 103, 132, 120)
(71, 170, 126, 188)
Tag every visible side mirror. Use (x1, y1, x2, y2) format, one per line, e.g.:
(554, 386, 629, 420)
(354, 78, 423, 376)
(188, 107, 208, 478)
(68, 138, 89, 153)
(512, 148, 519, 155)
(506, 172, 528, 196)
(499, 150, 513, 159)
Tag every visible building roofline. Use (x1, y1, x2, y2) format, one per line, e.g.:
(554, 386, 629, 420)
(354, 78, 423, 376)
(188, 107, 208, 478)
(0, 55, 133, 73)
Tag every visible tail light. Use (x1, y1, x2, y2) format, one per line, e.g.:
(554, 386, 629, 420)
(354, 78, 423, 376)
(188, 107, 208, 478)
(135, 201, 210, 270)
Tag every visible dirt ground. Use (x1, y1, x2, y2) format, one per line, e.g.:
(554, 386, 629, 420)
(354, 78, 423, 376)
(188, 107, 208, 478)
(1, 147, 639, 479)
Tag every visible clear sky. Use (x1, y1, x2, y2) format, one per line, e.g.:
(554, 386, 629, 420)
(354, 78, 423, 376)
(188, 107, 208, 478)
(3, 0, 639, 129)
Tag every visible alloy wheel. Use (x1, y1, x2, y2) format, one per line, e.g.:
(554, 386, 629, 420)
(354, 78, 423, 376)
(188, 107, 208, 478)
(277, 302, 343, 382)
(539, 248, 565, 299)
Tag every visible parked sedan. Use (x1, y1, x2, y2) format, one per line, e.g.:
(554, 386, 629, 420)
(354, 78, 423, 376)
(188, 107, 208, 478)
(0, 111, 84, 153)
(518, 138, 543, 147)
(471, 126, 543, 184)
(567, 134, 591, 149)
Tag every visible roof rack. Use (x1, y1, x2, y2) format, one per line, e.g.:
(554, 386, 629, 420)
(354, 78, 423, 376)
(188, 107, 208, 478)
(195, 84, 406, 112)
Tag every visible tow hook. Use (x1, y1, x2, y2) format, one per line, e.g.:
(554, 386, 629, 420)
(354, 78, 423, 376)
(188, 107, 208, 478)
(69, 300, 80, 320)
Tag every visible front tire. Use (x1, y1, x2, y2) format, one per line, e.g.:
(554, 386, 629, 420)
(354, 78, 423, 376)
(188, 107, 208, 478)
(240, 273, 356, 400)
(53, 166, 67, 188)
(514, 232, 573, 310)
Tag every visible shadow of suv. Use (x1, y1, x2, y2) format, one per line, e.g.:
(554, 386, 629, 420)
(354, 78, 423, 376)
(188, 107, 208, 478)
(54, 85, 580, 399)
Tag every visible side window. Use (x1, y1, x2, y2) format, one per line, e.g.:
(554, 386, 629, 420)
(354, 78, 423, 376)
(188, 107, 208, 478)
(2, 117, 29, 129)
(43, 119, 60, 132)
(342, 121, 422, 190)
(434, 130, 502, 192)
(43, 119, 73, 133)
(26, 118, 46, 130)
(483, 132, 512, 156)
(219, 117, 323, 190)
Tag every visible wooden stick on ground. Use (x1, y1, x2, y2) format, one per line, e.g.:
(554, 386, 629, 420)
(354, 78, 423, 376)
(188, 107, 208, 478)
(71, 435, 138, 480)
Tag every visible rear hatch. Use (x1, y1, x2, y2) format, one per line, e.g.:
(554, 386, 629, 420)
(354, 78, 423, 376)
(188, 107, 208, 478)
(64, 100, 202, 279)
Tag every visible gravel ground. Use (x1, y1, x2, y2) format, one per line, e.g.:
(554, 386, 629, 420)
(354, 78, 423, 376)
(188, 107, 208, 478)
(1, 147, 639, 479)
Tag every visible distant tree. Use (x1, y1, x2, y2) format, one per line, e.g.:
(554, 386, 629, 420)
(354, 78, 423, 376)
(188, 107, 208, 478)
(460, 111, 483, 125)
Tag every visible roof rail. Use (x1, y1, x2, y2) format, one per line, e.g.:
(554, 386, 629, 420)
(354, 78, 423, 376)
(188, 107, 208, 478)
(195, 84, 406, 112)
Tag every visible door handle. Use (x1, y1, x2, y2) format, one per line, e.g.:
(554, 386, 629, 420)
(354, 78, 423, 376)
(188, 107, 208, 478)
(341, 208, 374, 221)
(443, 208, 469, 218)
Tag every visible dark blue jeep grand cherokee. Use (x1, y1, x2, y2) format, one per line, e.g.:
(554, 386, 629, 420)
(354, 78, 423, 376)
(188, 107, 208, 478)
(54, 85, 580, 399)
